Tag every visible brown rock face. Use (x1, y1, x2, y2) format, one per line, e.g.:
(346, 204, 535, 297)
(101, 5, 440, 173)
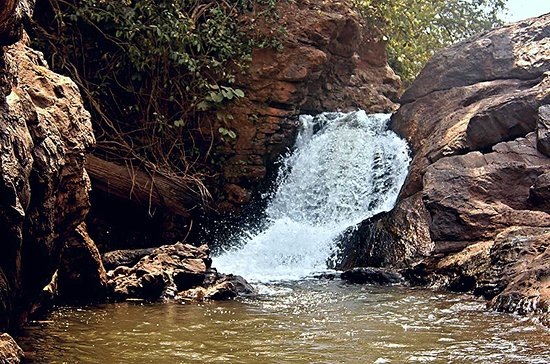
(0, 30, 96, 328)
(347, 14, 550, 322)
(214, 0, 401, 211)
(0, 333, 23, 363)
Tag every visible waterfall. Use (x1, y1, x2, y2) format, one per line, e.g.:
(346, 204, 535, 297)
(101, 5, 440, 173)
(214, 111, 410, 282)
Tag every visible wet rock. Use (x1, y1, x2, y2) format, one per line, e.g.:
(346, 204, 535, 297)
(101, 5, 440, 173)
(56, 223, 107, 302)
(342, 267, 404, 285)
(0, 333, 23, 364)
(313, 272, 339, 280)
(338, 193, 433, 269)
(177, 274, 255, 301)
(107, 243, 254, 301)
(405, 227, 550, 322)
(225, 184, 252, 205)
(0, 31, 95, 329)
(484, 228, 550, 322)
(102, 248, 156, 271)
(107, 243, 210, 300)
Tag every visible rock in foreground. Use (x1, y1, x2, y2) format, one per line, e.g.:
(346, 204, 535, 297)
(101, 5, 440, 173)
(0, 333, 23, 364)
(177, 275, 255, 301)
(106, 243, 254, 301)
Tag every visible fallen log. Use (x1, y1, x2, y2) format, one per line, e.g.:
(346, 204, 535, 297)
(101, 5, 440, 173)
(86, 155, 203, 217)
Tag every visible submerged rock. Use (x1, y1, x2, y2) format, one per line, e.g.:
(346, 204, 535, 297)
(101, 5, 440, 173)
(106, 243, 254, 301)
(342, 267, 404, 285)
(344, 14, 550, 324)
(0, 333, 23, 364)
(177, 275, 255, 301)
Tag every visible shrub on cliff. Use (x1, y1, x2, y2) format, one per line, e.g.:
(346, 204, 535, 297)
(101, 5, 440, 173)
(32, 0, 279, 193)
(353, 0, 506, 83)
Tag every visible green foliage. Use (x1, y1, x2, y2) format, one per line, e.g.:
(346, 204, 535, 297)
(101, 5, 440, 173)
(352, 0, 506, 83)
(218, 127, 237, 141)
(197, 84, 246, 111)
(33, 0, 279, 184)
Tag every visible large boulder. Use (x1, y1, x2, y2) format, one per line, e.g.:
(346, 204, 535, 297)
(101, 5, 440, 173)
(107, 243, 254, 301)
(345, 14, 550, 323)
(0, 2, 98, 329)
(0, 333, 23, 364)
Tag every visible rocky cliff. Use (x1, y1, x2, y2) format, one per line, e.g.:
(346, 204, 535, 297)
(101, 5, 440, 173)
(215, 0, 401, 212)
(346, 14, 550, 324)
(0, 0, 103, 330)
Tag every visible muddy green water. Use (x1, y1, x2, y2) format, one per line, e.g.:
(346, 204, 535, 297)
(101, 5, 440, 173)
(19, 280, 549, 363)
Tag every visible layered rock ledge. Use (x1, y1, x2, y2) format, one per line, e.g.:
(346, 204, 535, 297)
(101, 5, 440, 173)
(106, 243, 255, 302)
(345, 14, 550, 324)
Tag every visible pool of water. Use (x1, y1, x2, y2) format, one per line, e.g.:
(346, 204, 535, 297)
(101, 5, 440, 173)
(18, 280, 549, 363)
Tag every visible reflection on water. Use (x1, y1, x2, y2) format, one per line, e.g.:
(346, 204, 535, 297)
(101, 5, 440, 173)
(19, 280, 550, 363)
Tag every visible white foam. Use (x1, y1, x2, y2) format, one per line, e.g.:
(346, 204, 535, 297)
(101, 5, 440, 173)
(214, 111, 410, 282)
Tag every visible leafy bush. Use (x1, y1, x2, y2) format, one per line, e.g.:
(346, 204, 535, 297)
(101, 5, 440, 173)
(353, 0, 506, 84)
(33, 0, 279, 194)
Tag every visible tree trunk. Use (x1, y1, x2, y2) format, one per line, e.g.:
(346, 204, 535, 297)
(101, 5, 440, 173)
(86, 155, 201, 217)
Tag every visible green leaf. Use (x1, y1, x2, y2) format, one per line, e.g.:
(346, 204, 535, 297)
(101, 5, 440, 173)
(234, 89, 245, 98)
(196, 101, 210, 111)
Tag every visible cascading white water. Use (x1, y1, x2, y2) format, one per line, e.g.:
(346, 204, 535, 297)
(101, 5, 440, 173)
(214, 110, 410, 282)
